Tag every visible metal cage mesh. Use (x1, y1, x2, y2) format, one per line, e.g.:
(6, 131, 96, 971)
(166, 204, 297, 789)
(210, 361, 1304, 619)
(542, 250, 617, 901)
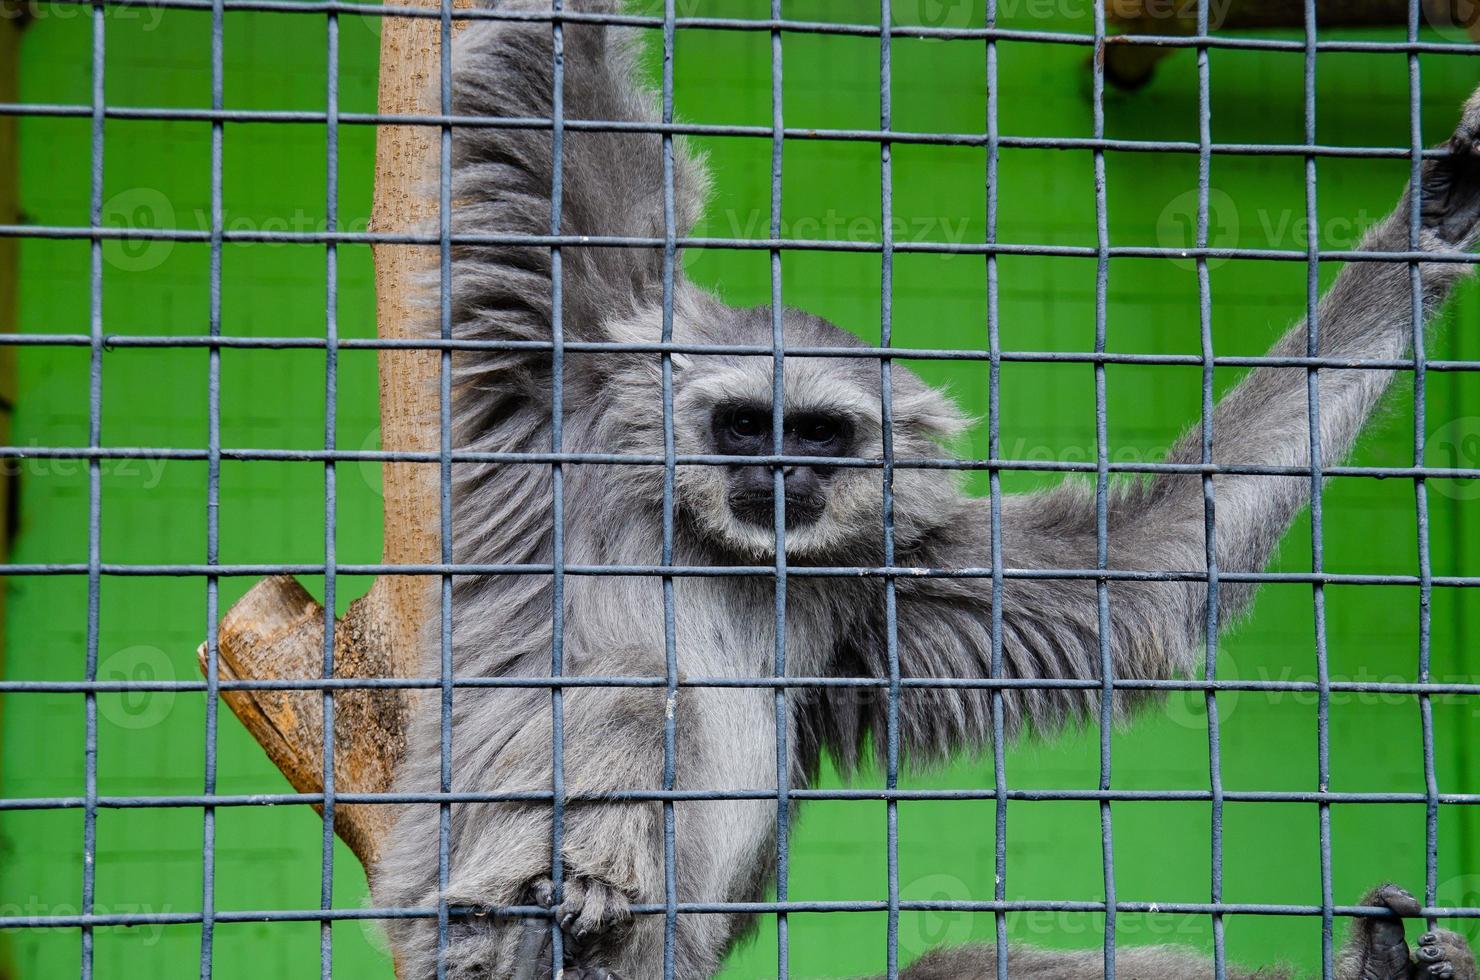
(2, 1, 1480, 979)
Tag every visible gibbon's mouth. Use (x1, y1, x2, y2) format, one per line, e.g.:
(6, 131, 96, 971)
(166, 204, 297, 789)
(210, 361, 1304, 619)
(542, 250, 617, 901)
(728, 489, 826, 530)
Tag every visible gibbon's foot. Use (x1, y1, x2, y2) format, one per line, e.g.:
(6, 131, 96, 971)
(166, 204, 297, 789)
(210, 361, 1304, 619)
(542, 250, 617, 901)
(1342, 884, 1479, 980)
(522, 876, 632, 979)
(1420, 85, 1480, 244)
(1414, 930, 1479, 980)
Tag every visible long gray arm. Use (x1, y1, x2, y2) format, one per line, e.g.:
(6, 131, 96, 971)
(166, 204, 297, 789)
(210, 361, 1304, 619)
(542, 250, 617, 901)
(827, 92, 1480, 767)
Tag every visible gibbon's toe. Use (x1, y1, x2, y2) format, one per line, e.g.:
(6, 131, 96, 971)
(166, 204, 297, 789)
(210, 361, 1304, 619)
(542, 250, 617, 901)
(1415, 931, 1479, 980)
(557, 876, 634, 945)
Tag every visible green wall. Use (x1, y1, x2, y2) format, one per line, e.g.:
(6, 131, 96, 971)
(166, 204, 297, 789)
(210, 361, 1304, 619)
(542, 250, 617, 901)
(3, 1, 1479, 977)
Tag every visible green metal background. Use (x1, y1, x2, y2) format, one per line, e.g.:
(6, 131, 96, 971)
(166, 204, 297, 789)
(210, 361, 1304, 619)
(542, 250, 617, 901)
(3, 1, 1479, 977)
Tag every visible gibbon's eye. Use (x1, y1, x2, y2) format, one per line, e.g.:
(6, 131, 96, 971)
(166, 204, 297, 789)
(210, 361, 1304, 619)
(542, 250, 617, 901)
(796, 416, 839, 445)
(729, 408, 767, 439)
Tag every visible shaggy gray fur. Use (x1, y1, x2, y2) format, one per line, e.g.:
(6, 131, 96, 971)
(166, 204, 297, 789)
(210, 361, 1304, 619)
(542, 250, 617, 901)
(370, 2, 1480, 976)
(893, 885, 1478, 979)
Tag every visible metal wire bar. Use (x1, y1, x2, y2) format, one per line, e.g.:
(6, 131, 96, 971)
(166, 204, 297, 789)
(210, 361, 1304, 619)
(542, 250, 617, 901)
(21, 0, 1480, 59)
(80, 4, 105, 976)
(8, 895, 1480, 932)
(435, 0, 456, 974)
(1089, 5, 1116, 976)
(7, 674, 1480, 696)
(545, 2, 569, 975)
(660, 0, 680, 971)
(1406, 0, 1444, 937)
(12, 332, 1480, 377)
(877, 1, 901, 973)
(659, 0, 681, 975)
(1299, 4, 1337, 977)
(1194, 3, 1227, 978)
(320, 4, 342, 976)
(767, 4, 790, 974)
(983, 2, 1010, 976)
(8, 98, 1480, 161)
(15, 220, 1480, 270)
(8, 786, 1480, 812)
(9, 443, 1480, 485)
(198, 0, 225, 971)
(10, 561, 1480, 588)
(13, 219, 1480, 266)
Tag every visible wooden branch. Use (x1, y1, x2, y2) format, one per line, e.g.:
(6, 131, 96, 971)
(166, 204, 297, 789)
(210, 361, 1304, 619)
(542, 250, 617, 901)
(1105, 0, 1480, 88)
(197, 1, 467, 876)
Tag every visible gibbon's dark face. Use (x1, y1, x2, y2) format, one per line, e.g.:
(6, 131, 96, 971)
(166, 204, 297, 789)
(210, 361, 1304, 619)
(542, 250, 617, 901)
(709, 403, 856, 531)
(646, 300, 970, 559)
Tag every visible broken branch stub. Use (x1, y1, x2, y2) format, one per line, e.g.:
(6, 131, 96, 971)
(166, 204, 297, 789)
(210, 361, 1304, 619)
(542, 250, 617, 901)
(198, 575, 412, 868)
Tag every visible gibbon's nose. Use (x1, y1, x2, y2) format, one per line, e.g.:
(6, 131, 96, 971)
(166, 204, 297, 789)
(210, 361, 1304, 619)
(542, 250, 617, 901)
(730, 465, 827, 528)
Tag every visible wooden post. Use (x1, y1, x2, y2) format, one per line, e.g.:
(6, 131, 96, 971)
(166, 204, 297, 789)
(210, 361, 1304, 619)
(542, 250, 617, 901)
(197, 0, 464, 873)
(1105, 0, 1480, 89)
